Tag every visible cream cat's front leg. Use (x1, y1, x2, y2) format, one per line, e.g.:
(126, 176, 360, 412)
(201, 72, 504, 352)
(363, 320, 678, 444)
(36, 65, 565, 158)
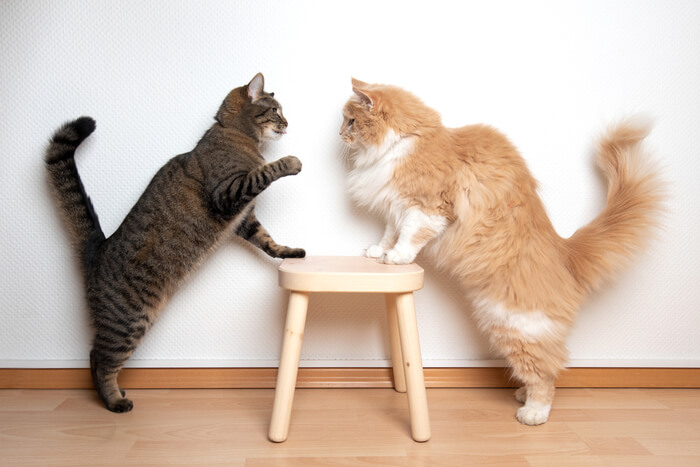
(366, 223, 397, 259)
(377, 208, 447, 265)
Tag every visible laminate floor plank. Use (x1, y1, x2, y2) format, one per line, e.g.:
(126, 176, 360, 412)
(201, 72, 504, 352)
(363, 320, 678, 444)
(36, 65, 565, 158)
(0, 388, 698, 466)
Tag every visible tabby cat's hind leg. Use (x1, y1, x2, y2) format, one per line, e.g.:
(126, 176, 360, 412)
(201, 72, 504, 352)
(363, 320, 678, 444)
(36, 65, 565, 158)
(89, 313, 150, 412)
(90, 347, 133, 413)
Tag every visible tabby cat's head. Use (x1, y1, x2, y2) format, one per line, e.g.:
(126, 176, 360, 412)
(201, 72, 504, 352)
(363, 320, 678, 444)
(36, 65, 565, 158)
(340, 78, 441, 150)
(217, 73, 288, 141)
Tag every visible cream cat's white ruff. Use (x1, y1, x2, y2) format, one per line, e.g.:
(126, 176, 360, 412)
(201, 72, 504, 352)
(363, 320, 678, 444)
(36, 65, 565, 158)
(347, 129, 411, 258)
(347, 130, 448, 263)
(347, 129, 412, 214)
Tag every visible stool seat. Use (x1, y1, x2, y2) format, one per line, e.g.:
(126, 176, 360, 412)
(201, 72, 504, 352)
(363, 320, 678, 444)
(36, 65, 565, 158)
(269, 256, 431, 443)
(278, 256, 424, 292)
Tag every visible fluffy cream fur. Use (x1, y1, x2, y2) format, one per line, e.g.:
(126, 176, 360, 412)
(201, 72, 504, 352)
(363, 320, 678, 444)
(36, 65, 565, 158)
(341, 78, 665, 425)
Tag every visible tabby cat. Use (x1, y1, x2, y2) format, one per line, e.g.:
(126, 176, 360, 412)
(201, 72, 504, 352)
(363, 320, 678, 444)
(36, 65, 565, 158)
(45, 73, 305, 412)
(340, 78, 663, 425)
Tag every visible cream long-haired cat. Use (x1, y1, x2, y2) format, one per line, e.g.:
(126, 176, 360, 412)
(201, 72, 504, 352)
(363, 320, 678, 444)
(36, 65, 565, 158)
(340, 78, 664, 425)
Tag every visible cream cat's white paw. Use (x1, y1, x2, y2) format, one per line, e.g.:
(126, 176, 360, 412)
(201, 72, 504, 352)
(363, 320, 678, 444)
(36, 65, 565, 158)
(366, 245, 384, 258)
(379, 248, 414, 265)
(516, 404, 551, 426)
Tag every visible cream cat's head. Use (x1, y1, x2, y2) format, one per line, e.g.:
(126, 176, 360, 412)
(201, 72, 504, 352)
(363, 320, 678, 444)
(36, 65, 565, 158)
(340, 78, 441, 152)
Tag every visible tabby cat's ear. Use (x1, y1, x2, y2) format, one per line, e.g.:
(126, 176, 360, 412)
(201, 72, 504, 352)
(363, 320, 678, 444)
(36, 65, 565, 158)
(351, 78, 373, 108)
(248, 73, 265, 102)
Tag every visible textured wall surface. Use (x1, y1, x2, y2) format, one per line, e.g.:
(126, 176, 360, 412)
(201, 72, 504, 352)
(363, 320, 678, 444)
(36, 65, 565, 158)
(1, 0, 698, 368)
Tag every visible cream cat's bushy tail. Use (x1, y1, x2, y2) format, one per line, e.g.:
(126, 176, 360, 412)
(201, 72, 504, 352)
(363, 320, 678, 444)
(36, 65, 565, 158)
(566, 119, 665, 295)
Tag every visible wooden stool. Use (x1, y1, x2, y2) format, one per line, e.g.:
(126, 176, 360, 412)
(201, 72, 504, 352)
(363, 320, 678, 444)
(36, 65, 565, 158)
(268, 256, 431, 443)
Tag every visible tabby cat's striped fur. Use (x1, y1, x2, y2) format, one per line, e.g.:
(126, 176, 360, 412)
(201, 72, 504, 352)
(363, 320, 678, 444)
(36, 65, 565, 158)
(45, 74, 304, 412)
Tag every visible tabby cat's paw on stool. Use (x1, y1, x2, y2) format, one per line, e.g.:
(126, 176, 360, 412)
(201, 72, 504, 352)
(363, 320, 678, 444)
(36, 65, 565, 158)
(283, 248, 306, 258)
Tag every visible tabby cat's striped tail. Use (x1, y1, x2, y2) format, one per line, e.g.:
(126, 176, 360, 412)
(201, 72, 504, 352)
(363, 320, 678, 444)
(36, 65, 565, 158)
(45, 117, 104, 264)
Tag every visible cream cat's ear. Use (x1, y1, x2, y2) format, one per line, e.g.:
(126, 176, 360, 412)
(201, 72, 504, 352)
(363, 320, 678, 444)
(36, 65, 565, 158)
(351, 78, 373, 108)
(351, 77, 370, 88)
(248, 73, 265, 102)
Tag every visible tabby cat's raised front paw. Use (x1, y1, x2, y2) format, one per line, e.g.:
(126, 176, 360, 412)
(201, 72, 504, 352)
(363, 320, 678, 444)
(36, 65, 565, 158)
(280, 155, 302, 176)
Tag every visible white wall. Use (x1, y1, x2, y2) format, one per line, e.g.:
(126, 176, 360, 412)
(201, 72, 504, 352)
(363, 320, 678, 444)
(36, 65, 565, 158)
(1, 0, 698, 369)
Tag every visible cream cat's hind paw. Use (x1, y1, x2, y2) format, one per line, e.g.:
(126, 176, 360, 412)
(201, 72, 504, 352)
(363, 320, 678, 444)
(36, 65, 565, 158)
(514, 387, 527, 403)
(516, 404, 551, 426)
(366, 245, 384, 258)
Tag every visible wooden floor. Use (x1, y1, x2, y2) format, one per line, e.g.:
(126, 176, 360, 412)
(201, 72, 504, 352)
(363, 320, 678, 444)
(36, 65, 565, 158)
(1, 388, 699, 466)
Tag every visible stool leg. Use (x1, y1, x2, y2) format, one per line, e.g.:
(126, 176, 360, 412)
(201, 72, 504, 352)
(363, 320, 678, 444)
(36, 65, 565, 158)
(393, 292, 431, 442)
(385, 294, 407, 393)
(269, 291, 309, 443)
